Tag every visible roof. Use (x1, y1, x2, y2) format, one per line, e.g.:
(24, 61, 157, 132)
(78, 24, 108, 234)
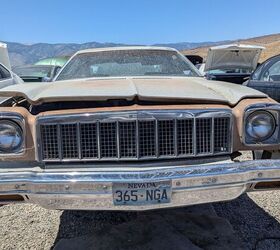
(75, 46, 178, 55)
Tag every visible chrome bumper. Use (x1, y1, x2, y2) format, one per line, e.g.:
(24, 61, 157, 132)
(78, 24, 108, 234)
(1, 159, 280, 211)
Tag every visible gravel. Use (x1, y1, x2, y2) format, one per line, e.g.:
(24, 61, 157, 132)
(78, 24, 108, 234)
(214, 151, 280, 249)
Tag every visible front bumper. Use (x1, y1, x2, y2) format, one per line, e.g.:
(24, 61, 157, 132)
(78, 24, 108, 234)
(1, 159, 280, 211)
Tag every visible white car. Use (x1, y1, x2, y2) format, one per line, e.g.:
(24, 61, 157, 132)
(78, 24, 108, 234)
(0, 42, 23, 89)
(199, 44, 265, 84)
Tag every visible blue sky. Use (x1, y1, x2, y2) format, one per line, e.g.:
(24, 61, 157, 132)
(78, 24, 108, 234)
(1, 0, 280, 44)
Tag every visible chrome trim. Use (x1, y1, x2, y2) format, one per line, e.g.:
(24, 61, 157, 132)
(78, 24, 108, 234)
(1, 159, 280, 210)
(243, 103, 280, 146)
(36, 109, 233, 162)
(0, 112, 25, 156)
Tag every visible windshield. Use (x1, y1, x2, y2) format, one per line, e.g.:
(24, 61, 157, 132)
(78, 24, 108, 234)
(14, 66, 52, 78)
(56, 49, 200, 81)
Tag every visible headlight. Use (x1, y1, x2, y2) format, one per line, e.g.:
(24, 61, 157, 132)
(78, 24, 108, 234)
(0, 120, 23, 153)
(246, 111, 276, 142)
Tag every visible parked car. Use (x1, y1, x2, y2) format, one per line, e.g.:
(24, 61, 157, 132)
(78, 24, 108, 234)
(0, 42, 23, 91)
(185, 55, 203, 66)
(244, 54, 280, 102)
(13, 65, 61, 82)
(199, 44, 264, 84)
(35, 56, 70, 67)
(0, 63, 23, 89)
(0, 46, 280, 211)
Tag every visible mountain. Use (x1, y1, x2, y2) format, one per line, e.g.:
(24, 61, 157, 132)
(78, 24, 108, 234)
(5, 41, 125, 67)
(4, 40, 229, 67)
(3, 33, 280, 67)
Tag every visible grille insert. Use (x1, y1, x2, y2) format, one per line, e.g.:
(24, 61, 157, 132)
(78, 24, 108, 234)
(119, 121, 137, 158)
(38, 111, 231, 161)
(158, 120, 175, 156)
(177, 119, 193, 155)
(80, 123, 98, 159)
(100, 122, 117, 158)
(139, 120, 156, 158)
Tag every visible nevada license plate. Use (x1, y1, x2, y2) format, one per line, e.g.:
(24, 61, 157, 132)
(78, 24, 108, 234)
(113, 180, 172, 206)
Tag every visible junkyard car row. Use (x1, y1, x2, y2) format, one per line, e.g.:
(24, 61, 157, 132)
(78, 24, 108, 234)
(1, 45, 280, 211)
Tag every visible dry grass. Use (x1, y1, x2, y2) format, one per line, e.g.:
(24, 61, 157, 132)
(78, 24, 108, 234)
(181, 33, 280, 62)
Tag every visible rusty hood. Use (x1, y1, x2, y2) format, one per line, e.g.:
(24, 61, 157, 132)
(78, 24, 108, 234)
(0, 76, 267, 106)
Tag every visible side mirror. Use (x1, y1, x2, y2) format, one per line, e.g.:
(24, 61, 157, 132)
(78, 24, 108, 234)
(42, 76, 51, 82)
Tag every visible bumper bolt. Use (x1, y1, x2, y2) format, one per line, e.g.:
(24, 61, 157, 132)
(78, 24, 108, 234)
(176, 181, 181, 186)
(15, 184, 20, 189)
(65, 185, 70, 190)
(258, 173, 263, 177)
(103, 185, 108, 190)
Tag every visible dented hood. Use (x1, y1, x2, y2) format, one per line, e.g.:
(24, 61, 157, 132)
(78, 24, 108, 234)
(0, 76, 266, 106)
(204, 44, 265, 72)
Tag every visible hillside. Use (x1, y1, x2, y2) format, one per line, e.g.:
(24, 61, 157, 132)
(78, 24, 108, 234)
(4, 40, 225, 67)
(3, 33, 280, 67)
(181, 33, 280, 62)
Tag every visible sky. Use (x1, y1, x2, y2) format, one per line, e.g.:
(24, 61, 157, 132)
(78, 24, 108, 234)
(1, 0, 280, 44)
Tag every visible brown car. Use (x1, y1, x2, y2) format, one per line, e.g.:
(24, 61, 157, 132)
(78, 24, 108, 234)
(0, 46, 279, 211)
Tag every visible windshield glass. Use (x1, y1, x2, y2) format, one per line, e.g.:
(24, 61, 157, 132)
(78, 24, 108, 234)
(56, 49, 200, 81)
(14, 66, 52, 77)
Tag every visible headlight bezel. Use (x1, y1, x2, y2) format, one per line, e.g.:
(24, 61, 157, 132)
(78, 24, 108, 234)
(244, 104, 280, 145)
(0, 113, 25, 155)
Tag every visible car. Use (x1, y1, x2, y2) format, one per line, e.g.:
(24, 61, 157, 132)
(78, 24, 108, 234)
(0, 46, 280, 211)
(34, 56, 70, 67)
(0, 63, 23, 88)
(199, 44, 264, 84)
(0, 42, 23, 91)
(185, 55, 203, 66)
(13, 65, 61, 82)
(244, 54, 280, 102)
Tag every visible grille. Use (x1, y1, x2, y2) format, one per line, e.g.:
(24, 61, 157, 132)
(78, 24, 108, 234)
(38, 111, 231, 162)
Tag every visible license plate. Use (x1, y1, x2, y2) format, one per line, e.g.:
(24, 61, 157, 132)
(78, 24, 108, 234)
(113, 180, 172, 206)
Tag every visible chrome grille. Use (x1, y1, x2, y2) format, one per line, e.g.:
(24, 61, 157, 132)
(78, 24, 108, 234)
(38, 110, 232, 162)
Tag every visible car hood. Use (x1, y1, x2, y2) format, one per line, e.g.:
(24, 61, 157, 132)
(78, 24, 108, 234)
(0, 76, 266, 106)
(204, 44, 265, 72)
